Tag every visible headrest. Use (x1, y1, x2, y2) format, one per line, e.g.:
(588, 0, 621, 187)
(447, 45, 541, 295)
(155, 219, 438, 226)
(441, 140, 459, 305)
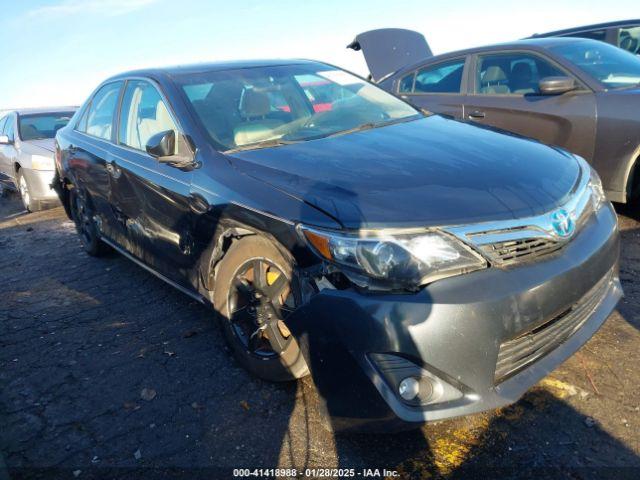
(512, 62, 533, 80)
(240, 90, 271, 118)
(483, 65, 507, 82)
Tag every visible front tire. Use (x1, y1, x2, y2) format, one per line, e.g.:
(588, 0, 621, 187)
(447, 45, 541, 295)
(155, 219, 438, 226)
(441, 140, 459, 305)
(17, 169, 42, 212)
(69, 188, 110, 257)
(213, 235, 309, 382)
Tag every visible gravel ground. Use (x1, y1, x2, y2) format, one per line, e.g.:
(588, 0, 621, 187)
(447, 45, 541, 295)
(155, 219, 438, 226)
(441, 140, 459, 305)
(0, 193, 639, 480)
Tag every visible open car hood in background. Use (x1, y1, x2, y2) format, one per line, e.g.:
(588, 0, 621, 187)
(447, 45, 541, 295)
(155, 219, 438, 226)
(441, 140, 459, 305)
(347, 28, 432, 82)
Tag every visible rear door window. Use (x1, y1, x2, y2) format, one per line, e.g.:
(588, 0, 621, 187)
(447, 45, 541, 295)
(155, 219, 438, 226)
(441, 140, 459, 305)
(83, 82, 123, 141)
(399, 58, 465, 94)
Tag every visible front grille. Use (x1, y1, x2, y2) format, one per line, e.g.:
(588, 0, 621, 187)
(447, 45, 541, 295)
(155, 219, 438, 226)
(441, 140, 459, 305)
(480, 237, 563, 266)
(494, 270, 612, 383)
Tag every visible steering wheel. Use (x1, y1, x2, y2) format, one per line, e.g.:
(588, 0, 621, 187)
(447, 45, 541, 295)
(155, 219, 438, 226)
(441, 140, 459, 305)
(620, 35, 639, 54)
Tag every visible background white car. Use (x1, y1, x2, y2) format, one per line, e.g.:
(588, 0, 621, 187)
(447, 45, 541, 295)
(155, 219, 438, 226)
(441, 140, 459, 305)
(0, 107, 76, 212)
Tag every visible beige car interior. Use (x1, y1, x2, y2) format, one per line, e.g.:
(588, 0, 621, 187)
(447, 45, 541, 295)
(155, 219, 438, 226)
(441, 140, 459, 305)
(233, 89, 284, 147)
(125, 86, 177, 153)
(480, 65, 510, 94)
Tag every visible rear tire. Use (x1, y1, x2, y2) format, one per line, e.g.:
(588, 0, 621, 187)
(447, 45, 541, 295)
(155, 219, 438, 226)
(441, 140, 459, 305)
(17, 169, 42, 212)
(213, 235, 309, 382)
(69, 188, 111, 257)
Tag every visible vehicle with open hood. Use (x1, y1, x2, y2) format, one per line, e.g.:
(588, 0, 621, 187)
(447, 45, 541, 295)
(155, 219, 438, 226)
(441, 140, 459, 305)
(349, 29, 640, 204)
(55, 59, 620, 430)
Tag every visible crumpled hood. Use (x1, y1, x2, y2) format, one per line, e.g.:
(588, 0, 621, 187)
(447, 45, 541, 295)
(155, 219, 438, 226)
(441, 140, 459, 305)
(21, 138, 55, 154)
(227, 116, 580, 229)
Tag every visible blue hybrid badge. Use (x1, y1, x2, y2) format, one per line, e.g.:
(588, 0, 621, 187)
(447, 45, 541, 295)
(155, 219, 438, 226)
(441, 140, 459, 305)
(550, 208, 575, 237)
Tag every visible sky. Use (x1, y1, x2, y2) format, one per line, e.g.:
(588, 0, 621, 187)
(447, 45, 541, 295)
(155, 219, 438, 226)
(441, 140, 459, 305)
(0, 0, 638, 109)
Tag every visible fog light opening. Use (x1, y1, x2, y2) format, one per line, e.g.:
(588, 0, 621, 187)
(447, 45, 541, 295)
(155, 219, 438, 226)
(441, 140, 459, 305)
(369, 353, 465, 407)
(398, 376, 441, 405)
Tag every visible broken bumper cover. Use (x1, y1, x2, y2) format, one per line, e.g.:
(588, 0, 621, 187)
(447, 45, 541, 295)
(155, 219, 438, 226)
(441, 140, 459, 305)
(287, 203, 621, 430)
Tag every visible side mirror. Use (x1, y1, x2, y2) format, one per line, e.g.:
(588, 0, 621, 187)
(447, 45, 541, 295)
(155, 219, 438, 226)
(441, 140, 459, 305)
(0, 135, 11, 145)
(539, 76, 576, 95)
(146, 130, 175, 158)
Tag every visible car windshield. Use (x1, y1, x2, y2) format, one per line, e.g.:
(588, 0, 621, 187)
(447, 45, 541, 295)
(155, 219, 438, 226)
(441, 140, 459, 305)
(175, 63, 421, 151)
(550, 40, 640, 89)
(18, 112, 75, 141)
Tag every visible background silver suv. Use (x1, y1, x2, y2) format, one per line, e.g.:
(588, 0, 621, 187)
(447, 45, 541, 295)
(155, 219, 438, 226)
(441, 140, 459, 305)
(0, 107, 76, 212)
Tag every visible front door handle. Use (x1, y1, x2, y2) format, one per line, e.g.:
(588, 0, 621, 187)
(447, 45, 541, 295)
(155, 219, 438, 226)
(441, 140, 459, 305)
(468, 110, 486, 119)
(189, 192, 210, 214)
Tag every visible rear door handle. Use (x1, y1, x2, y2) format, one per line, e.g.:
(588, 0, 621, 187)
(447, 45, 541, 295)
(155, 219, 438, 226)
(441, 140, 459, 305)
(468, 110, 486, 119)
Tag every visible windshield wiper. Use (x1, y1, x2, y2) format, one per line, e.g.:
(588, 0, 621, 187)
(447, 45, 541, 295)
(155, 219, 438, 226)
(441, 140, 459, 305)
(223, 138, 298, 154)
(324, 115, 422, 140)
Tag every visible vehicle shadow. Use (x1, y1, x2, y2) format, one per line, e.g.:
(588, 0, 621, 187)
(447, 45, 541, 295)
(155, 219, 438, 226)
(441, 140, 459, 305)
(0, 196, 300, 479)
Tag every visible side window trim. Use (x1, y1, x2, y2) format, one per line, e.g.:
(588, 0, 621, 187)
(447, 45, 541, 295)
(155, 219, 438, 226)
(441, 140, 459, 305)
(469, 50, 589, 96)
(397, 56, 468, 95)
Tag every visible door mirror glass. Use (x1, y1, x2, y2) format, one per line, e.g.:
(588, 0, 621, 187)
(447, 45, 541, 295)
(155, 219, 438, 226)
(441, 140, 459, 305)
(539, 76, 576, 95)
(0, 135, 11, 145)
(146, 130, 175, 158)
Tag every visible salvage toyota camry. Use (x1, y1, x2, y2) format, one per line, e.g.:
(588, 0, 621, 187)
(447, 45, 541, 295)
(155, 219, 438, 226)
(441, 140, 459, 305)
(55, 60, 621, 430)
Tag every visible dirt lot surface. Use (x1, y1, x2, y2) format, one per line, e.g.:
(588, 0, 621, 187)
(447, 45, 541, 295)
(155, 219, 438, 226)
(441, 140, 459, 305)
(1, 193, 639, 480)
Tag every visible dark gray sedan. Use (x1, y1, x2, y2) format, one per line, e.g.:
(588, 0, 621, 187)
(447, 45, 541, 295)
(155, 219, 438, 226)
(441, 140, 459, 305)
(349, 31, 640, 203)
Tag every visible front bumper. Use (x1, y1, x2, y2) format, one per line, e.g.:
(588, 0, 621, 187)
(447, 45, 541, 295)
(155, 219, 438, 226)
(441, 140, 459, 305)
(287, 203, 621, 431)
(21, 168, 58, 202)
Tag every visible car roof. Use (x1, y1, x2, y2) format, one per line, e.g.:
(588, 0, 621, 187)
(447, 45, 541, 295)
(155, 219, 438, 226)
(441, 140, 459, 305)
(439, 36, 592, 57)
(388, 36, 605, 81)
(105, 59, 325, 81)
(530, 19, 640, 38)
(394, 37, 597, 74)
(5, 106, 78, 116)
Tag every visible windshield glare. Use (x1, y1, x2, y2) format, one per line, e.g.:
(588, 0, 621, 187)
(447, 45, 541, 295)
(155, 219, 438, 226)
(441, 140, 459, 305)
(18, 112, 75, 141)
(176, 63, 421, 151)
(551, 40, 640, 89)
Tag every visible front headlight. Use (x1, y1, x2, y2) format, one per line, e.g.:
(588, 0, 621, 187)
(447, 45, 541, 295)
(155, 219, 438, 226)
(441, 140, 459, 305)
(31, 154, 55, 171)
(588, 167, 606, 211)
(301, 227, 487, 289)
